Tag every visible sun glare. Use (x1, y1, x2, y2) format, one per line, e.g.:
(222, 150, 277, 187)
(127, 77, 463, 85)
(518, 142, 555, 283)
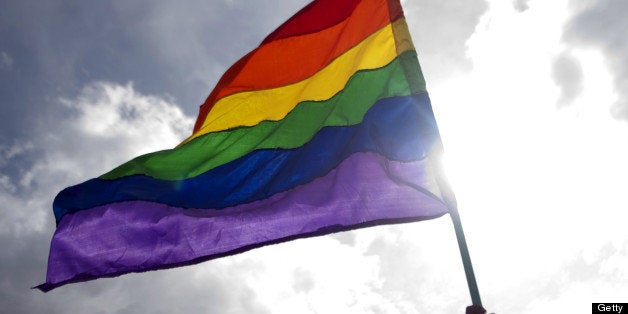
(426, 1, 628, 294)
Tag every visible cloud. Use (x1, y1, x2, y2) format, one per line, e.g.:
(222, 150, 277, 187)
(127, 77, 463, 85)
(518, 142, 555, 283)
(292, 268, 315, 293)
(552, 50, 584, 107)
(403, 0, 488, 85)
(563, 0, 628, 120)
(520, 240, 628, 313)
(0, 1, 311, 131)
(106, 0, 311, 113)
(512, 0, 530, 12)
(428, 1, 628, 312)
(0, 51, 13, 69)
(58, 81, 192, 162)
(0, 174, 16, 193)
(237, 227, 462, 314)
(0, 82, 276, 313)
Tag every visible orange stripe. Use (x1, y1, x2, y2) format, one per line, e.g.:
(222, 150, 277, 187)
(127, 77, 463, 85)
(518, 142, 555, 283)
(182, 20, 413, 145)
(194, 0, 396, 132)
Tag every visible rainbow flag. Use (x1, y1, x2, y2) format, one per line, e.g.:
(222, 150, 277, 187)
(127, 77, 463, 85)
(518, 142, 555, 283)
(39, 0, 450, 291)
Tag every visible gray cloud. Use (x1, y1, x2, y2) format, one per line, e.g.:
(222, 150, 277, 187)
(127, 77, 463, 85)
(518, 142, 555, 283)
(106, 0, 310, 114)
(513, 0, 530, 12)
(564, 0, 628, 120)
(552, 50, 584, 107)
(0, 51, 13, 68)
(0, 82, 271, 313)
(330, 230, 358, 247)
(518, 241, 628, 313)
(364, 227, 467, 313)
(403, 0, 488, 85)
(292, 268, 315, 293)
(0, 0, 308, 140)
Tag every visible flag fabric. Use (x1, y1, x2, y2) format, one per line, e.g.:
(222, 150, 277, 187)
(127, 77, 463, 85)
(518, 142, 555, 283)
(39, 0, 450, 291)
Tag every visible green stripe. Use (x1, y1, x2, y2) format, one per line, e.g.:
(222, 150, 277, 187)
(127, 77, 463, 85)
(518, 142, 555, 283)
(101, 50, 425, 181)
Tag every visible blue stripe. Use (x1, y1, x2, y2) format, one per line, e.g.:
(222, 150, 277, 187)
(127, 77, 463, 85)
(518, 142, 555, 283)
(54, 93, 440, 222)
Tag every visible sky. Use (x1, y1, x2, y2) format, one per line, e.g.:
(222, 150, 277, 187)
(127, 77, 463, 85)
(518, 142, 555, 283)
(1, 0, 627, 313)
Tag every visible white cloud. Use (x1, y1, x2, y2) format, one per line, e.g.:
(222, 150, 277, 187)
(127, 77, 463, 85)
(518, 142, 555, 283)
(231, 224, 470, 314)
(60, 81, 192, 159)
(403, 0, 487, 85)
(0, 174, 16, 193)
(3, 81, 193, 234)
(564, 0, 628, 120)
(0, 51, 13, 69)
(552, 50, 584, 107)
(0, 81, 219, 312)
(429, 0, 628, 312)
(0, 141, 33, 168)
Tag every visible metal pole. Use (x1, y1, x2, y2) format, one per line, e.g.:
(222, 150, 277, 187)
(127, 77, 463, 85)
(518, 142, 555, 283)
(433, 150, 482, 306)
(449, 202, 482, 306)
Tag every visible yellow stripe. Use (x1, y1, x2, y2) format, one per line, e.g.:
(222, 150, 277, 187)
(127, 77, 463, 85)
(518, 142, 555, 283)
(392, 17, 415, 54)
(183, 19, 411, 145)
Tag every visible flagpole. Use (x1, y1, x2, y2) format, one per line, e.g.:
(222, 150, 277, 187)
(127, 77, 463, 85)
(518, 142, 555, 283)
(433, 153, 482, 307)
(448, 201, 482, 306)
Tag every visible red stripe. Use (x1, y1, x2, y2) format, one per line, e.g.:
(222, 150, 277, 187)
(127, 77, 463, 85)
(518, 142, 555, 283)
(262, 0, 361, 44)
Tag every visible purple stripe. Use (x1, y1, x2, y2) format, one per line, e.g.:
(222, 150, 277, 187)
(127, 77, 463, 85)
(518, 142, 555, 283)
(42, 152, 447, 289)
